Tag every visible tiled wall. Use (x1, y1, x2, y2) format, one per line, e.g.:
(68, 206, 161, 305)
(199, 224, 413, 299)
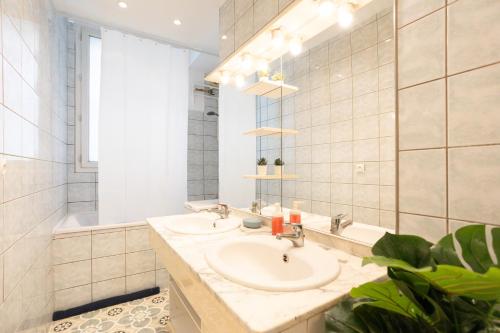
(257, 9, 396, 229)
(0, 0, 68, 331)
(53, 224, 168, 311)
(397, 0, 500, 242)
(219, 0, 295, 60)
(66, 23, 99, 214)
(187, 101, 219, 201)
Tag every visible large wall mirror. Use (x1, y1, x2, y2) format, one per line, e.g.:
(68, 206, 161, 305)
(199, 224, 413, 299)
(252, 0, 395, 246)
(217, 0, 395, 246)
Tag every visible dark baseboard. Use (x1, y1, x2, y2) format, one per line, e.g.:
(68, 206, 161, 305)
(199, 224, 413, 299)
(52, 287, 160, 321)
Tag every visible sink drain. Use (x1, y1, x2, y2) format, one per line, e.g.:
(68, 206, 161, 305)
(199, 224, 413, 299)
(282, 254, 289, 263)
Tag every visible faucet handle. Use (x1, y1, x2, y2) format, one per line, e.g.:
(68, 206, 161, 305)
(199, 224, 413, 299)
(334, 213, 346, 222)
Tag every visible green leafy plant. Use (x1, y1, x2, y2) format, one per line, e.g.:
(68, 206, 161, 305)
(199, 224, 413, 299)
(325, 225, 500, 333)
(274, 158, 284, 166)
(257, 157, 267, 166)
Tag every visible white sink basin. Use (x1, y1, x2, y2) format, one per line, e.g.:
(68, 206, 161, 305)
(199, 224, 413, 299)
(163, 213, 241, 235)
(206, 235, 340, 291)
(307, 221, 392, 245)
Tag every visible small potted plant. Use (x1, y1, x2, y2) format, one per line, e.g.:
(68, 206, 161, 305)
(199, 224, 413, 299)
(274, 158, 284, 176)
(257, 158, 267, 176)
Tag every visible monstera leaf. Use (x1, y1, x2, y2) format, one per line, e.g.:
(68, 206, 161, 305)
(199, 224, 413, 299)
(371, 233, 434, 268)
(363, 256, 500, 301)
(432, 225, 500, 273)
(325, 224, 500, 333)
(350, 280, 430, 320)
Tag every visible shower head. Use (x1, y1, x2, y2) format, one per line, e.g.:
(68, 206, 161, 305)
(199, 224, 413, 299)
(206, 111, 219, 117)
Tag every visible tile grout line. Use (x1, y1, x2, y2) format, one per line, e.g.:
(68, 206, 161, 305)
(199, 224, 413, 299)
(444, 2, 450, 234)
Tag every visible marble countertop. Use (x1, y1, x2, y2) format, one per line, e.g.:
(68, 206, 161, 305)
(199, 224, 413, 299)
(148, 214, 386, 333)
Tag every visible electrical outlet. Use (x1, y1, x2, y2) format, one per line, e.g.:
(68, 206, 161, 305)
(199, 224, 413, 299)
(355, 163, 365, 173)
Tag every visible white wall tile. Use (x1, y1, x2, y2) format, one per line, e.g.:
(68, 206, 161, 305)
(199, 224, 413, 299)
(92, 277, 126, 302)
(92, 231, 125, 258)
(126, 227, 152, 252)
(399, 213, 446, 243)
(54, 260, 91, 291)
(397, 0, 444, 27)
(126, 271, 156, 294)
(399, 79, 446, 150)
(449, 145, 500, 225)
(447, 0, 500, 74)
(53, 235, 91, 265)
(126, 250, 156, 275)
(92, 254, 126, 282)
(55, 284, 92, 311)
(399, 149, 446, 217)
(448, 63, 500, 146)
(398, 9, 445, 88)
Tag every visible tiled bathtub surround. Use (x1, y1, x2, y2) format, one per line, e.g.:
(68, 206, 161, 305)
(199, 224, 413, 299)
(53, 224, 168, 312)
(187, 103, 219, 201)
(257, 8, 396, 229)
(66, 23, 99, 214)
(397, 0, 500, 241)
(0, 0, 69, 331)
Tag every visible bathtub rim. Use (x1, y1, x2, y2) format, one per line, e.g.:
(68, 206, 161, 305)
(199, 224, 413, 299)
(53, 211, 148, 235)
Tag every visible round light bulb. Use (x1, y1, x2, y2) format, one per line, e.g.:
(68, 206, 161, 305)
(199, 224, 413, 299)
(241, 54, 253, 71)
(220, 71, 231, 85)
(234, 74, 245, 88)
(173, 19, 182, 26)
(271, 29, 285, 48)
(337, 4, 353, 28)
(221, 35, 227, 40)
(289, 37, 303, 56)
(117, 1, 128, 9)
(318, 0, 335, 17)
(256, 58, 269, 71)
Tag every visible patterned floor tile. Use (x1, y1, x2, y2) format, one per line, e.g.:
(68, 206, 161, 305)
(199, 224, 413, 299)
(49, 290, 170, 333)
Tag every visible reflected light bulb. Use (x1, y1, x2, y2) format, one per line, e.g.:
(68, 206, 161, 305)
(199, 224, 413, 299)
(271, 29, 285, 48)
(289, 37, 303, 56)
(220, 71, 230, 85)
(256, 58, 269, 71)
(338, 4, 354, 28)
(241, 54, 253, 71)
(318, 0, 335, 17)
(234, 74, 245, 88)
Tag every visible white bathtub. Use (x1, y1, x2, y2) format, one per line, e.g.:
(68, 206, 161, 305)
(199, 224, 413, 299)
(53, 211, 147, 234)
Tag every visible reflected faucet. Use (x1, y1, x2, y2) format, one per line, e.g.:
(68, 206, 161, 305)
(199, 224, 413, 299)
(276, 223, 305, 247)
(330, 214, 353, 234)
(205, 203, 230, 219)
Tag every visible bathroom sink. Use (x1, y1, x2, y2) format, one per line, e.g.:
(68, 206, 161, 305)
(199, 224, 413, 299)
(205, 235, 340, 291)
(163, 213, 241, 235)
(308, 221, 392, 245)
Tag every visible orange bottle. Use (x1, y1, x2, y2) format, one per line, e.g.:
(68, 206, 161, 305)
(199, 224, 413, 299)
(271, 203, 284, 235)
(289, 201, 302, 224)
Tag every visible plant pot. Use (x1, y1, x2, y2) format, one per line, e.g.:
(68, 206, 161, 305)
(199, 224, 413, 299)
(274, 165, 283, 176)
(257, 165, 267, 176)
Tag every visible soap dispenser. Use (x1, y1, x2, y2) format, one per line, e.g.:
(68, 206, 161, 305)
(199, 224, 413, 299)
(289, 201, 302, 224)
(271, 203, 284, 235)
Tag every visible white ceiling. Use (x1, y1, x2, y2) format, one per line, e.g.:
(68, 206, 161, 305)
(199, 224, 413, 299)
(52, 0, 225, 55)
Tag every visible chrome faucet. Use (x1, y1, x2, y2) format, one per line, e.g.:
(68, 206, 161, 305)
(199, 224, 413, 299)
(208, 203, 230, 219)
(330, 214, 353, 234)
(276, 223, 305, 247)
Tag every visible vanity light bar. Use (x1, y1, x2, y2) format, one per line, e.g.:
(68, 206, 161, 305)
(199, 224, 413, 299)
(206, 0, 371, 84)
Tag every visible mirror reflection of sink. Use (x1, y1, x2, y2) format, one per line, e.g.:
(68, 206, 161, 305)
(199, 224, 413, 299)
(205, 235, 340, 291)
(307, 220, 392, 245)
(163, 213, 241, 235)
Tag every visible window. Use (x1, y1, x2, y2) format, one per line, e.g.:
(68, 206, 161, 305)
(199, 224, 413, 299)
(76, 27, 101, 172)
